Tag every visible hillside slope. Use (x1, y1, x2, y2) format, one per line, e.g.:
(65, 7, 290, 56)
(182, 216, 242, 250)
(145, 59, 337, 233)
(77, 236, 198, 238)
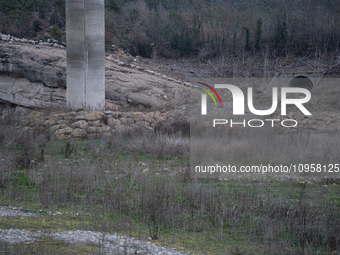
(0, 41, 191, 110)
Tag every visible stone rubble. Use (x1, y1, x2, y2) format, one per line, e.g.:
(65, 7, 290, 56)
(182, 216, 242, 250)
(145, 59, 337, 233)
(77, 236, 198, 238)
(5, 105, 340, 140)
(10, 107, 174, 140)
(270, 111, 340, 132)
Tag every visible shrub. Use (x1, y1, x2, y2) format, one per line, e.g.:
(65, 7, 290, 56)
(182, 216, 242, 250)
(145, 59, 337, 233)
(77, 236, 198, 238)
(33, 20, 43, 32)
(129, 41, 153, 58)
(274, 12, 288, 53)
(154, 118, 190, 136)
(171, 32, 195, 56)
(244, 27, 250, 51)
(137, 42, 153, 58)
(105, 0, 121, 12)
(50, 24, 62, 40)
(255, 18, 262, 51)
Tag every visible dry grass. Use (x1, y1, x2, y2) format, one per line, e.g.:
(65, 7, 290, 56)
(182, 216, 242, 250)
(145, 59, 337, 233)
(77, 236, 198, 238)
(0, 111, 340, 254)
(191, 124, 340, 171)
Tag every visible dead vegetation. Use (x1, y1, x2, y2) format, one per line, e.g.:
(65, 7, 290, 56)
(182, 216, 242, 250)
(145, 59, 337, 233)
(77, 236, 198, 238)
(0, 110, 340, 254)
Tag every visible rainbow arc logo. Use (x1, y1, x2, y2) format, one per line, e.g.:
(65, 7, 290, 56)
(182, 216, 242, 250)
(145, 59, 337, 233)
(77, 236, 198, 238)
(197, 82, 223, 115)
(197, 82, 223, 106)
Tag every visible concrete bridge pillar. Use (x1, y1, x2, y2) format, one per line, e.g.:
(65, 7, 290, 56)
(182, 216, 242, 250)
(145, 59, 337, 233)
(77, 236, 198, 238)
(66, 0, 105, 111)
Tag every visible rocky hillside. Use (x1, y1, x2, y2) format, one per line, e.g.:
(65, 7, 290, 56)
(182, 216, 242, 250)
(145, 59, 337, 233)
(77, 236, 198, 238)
(1, 36, 340, 140)
(0, 39, 192, 110)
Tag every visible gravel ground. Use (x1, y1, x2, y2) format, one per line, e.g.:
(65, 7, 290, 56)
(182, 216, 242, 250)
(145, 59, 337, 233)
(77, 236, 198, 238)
(0, 206, 196, 255)
(0, 229, 38, 243)
(0, 206, 38, 217)
(0, 229, 195, 255)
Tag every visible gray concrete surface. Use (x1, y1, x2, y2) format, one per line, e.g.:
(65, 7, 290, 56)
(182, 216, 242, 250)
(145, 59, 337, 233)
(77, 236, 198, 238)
(66, 0, 105, 111)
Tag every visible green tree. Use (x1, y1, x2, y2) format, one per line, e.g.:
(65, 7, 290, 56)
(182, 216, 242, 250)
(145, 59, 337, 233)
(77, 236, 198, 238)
(0, 1, 22, 15)
(243, 27, 250, 51)
(33, 20, 42, 32)
(50, 24, 61, 40)
(274, 12, 288, 49)
(105, 0, 121, 12)
(255, 18, 262, 51)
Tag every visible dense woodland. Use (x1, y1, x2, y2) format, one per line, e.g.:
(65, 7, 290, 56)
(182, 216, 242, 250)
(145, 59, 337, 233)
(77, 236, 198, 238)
(1, 0, 340, 59)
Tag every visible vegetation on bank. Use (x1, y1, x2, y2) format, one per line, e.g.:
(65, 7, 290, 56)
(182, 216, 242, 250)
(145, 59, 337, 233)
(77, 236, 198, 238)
(0, 113, 340, 254)
(1, 0, 340, 59)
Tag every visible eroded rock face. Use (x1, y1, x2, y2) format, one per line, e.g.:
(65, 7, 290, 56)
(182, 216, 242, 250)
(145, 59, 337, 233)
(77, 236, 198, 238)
(0, 41, 191, 109)
(0, 76, 65, 108)
(0, 42, 66, 88)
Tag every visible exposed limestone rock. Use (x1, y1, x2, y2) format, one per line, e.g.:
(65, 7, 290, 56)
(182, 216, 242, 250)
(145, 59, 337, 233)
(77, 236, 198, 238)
(0, 42, 66, 88)
(90, 120, 105, 127)
(87, 126, 98, 134)
(71, 128, 86, 138)
(115, 124, 129, 133)
(57, 134, 71, 140)
(58, 120, 69, 125)
(131, 112, 144, 121)
(268, 111, 340, 133)
(0, 76, 65, 108)
(71, 120, 89, 129)
(111, 112, 120, 119)
(55, 127, 73, 136)
(105, 102, 120, 111)
(101, 126, 111, 133)
(107, 117, 120, 127)
(120, 117, 133, 125)
(43, 119, 58, 126)
(0, 41, 193, 109)
(135, 121, 151, 129)
(75, 111, 87, 120)
(50, 125, 61, 133)
(5, 104, 340, 140)
(324, 116, 332, 125)
(85, 111, 106, 121)
(142, 114, 154, 123)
